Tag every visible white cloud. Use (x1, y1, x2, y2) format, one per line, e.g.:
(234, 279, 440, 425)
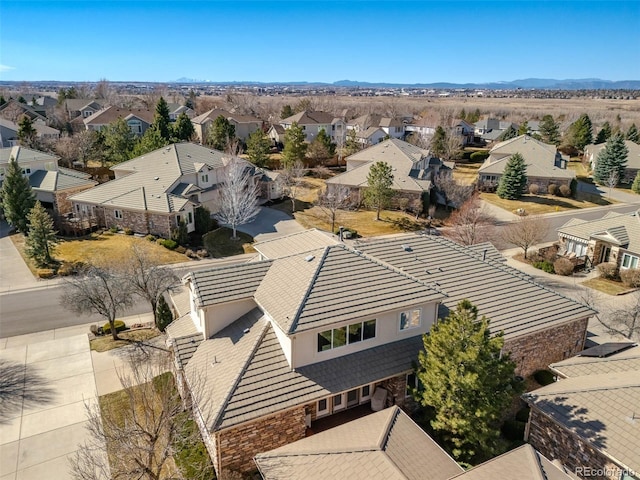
(0, 65, 16, 72)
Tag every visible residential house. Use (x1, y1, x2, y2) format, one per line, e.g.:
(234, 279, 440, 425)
(474, 118, 501, 136)
(69, 143, 278, 237)
(523, 343, 640, 480)
(325, 138, 450, 207)
(347, 114, 404, 140)
(192, 108, 263, 144)
(356, 127, 387, 147)
(166, 229, 594, 475)
(557, 210, 640, 270)
(166, 103, 196, 121)
(584, 140, 640, 184)
(404, 117, 437, 138)
(0, 146, 96, 220)
(478, 134, 574, 192)
(0, 99, 47, 124)
(267, 124, 286, 147)
(64, 99, 104, 120)
(82, 106, 154, 136)
(29, 96, 58, 118)
(449, 119, 475, 146)
(479, 121, 520, 145)
(256, 407, 575, 480)
(281, 110, 344, 144)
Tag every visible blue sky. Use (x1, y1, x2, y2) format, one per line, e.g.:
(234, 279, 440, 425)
(1, 1, 639, 83)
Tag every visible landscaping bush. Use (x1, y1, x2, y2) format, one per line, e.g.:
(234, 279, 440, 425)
(161, 239, 178, 250)
(554, 257, 574, 276)
(534, 369, 556, 386)
(597, 262, 619, 280)
(145, 234, 156, 242)
(335, 227, 359, 239)
(57, 262, 77, 276)
(528, 184, 539, 195)
(175, 245, 187, 254)
(102, 320, 126, 335)
(156, 238, 165, 245)
(123, 227, 134, 235)
(559, 184, 571, 197)
(515, 406, 530, 422)
(501, 420, 526, 441)
(185, 249, 197, 258)
(196, 249, 209, 258)
(469, 150, 490, 162)
(37, 268, 55, 278)
(620, 268, 640, 288)
(533, 260, 555, 273)
(547, 183, 558, 196)
(109, 226, 119, 234)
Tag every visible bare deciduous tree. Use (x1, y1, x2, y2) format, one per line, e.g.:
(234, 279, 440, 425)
(580, 289, 640, 341)
(501, 215, 550, 259)
(434, 171, 474, 209)
(214, 158, 260, 239)
(125, 244, 179, 329)
(70, 350, 213, 480)
(280, 160, 308, 212)
(447, 194, 495, 245)
(316, 185, 350, 233)
(61, 265, 135, 340)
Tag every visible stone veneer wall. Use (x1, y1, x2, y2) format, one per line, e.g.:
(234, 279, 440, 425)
(54, 185, 94, 215)
(216, 406, 307, 474)
(97, 206, 175, 238)
(503, 317, 589, 378)
(379, 374, 409, 408)
(527, 408, 624, 480)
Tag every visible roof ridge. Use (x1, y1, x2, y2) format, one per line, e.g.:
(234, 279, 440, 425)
(287, 246, 332, 334)
(378, 405, 400, 450)
(213, 316, 271, 430)
(527, 444, 548, 480)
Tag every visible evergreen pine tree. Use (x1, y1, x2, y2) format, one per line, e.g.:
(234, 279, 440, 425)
(496, 152, 527, 200)
(430, 126, 448, 158)
(565, 113, 593, 151)
(595, 121, 612, 144)
(0, 157, 36, 233)
(132, 125, 168, 157)
(364, 161, 394, 220)
(593, 132, 629, 185)
(627, 123, 639, 144)
(25, 201, 58, 267)
(18, 115, 38, 148)
(172, 112, 195, 141)
(280, 105, 294, 119)
(414, 299, 519, 463)
(207, 115, 236, 151)
(631, 171, 640, 194)
(153, 97, 172, 141)
(517, 121, 530, 136)
(246, 129, 271, 168)
(155, 294, 174, 332)
(539, 114, 560, 145)
(281, 122, 307, 168)
(102, 118, 136, 164)
(497, 125, 517, 141)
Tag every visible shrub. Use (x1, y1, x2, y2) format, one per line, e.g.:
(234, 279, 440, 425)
(534, 370, 556, 386)
(37, 268, 55, 278)
(161, 239, 178, 250)
(547, 183, 558, 196)
(559, 184, 571, 197)
(528, 183, 539, 195)
(597, 262, 618, 280)
(102, 320, 126, 334)
(620, 268, 640, 287)
(123, 227, 134, 235)
(533, 260, 554, 273)
(515, 406, 530, 422)
(554, 257, 574, 276)
(469, 150, 490, 162)
(185, 249, 196, 258)
(156, 238, 165, 245)
(145, 234, 156, 242)
(570, 178, 578, 197)
(175, 245, 187, 254)
(57, 262, 77, 276)
(501, 420, 526, 441)
(109, 226, 119, 234)
(335, 227, 359, 239)
(197, 249, 209, 258)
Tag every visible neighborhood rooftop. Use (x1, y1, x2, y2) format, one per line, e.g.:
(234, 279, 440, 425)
(558, 210, 640, 254)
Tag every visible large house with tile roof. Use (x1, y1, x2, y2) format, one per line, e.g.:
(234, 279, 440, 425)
(523, 344, 640, 480)
(280, 110, 346, 144)
(347, 114, 405, 140)
(557, 210, 640, 271)
(69, 143, 279, 238)
(82, 106, 154, 136)
(0, 146, 96, 223)
(191, 108, 263, 144)
(256, 406, 575, 480)
(325, 138, 452, 207)
(478, 135, 574, 192)
(166, 229, 595, 475)
(584, 140, 640, 184)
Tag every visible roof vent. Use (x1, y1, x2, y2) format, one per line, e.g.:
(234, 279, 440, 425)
(243, 328, 250, 334)
(401, 244, 412, 252)
(154, 176, 159, 181)
(304, 255, 315, 262)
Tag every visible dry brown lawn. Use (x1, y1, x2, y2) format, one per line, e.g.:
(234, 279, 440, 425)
(581, 277, 633, 296)
(481, 191, 614, 215)
(90, 328, 160, 352)
(453, 163, 482, 185)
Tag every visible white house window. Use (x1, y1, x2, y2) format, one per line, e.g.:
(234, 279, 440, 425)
(128, 120, 142, 134)
(188, 212, 193, 224)
(201, 174, 209, 183)
(399, 309, 421, 331)
(114, 210, 123, 219)
(21, 168, 31, 175)
(332, 394, 344, 411)
(361, 384, 373, 402)
(621, 253, 639, 270)
(317, 398, 329, 417)
(317, 319, 376, 352)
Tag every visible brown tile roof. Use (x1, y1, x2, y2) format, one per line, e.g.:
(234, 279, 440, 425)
(255, 406, 463, 480)
(282, 110, 336, 125)
(356, 234, 596, 340)
(84, 106, 154, 126)
(558, 210, 640, 255)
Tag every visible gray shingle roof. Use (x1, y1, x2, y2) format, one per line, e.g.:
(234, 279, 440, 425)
(523, 371, 640, 474)
(558, 211, 640, 255)
(255, 406, 463, 480)
(549, 344, 640, 378)
(0, 146, 59, 164)
(356, 234, 595, 340)
(254, 245, 445, 334)
(28, 168, 96, 192)
(585, 140, 640, 170)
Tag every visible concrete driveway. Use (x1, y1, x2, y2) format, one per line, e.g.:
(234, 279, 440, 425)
(577, 180, 640, 204)
(0, 334, 97, 480)
(235, 206, 304, 242)
(0, 221, 43, 294)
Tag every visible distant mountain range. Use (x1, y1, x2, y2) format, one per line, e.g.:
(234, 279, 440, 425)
(173, 77, 640, 90)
